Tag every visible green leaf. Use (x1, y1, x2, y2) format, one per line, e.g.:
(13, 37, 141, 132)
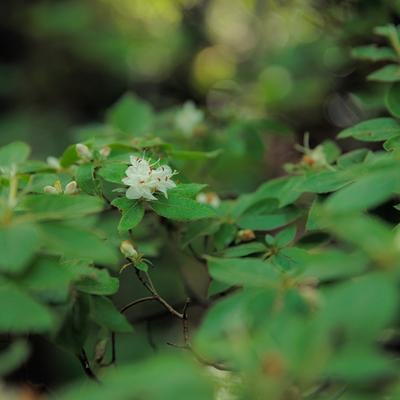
(206, 257, 279, 287)
(237, 208, 301, 231)
(98, 163, 127, 184)
(19, 257, 74, 303)
(351, 45, 397, 62)
(59, 144, 79, 168)
(274, 226, 296, 247)
(0, 278, 54, 333)
(90, 296, 133, 333)
(338, 118, 400, 142)
(74, 268, 119, 295)
(321, 274, 397, 339)
(325, 169, 400, 213)
(151, 193, 216, 221)
(54, 354, 214, 400)
(75, 164, 97, 194)
(0, 142, 30, 168)
(113, 199, 144, 232)
(213, 223, 237, 250)
(0, 340, 30, 376)
(22, 194, 104, 220)
(386, 82, 400, 118)
(170, 184, 207, 199)
(106, 93, 154, 136)
(298, 250, 367, 282)
(39, 222, 118, 266)
(222, 242, 266, 258)
(168, 149, 221, 160)
(368, 64, 400, 82)
(0, 222, 40, 274)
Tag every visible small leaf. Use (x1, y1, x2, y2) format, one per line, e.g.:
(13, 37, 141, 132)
(74, 268, 119, 295)
(98, 163, 127, 184)
(351, 45, 397, 62)
(325, 169, 400, 213)
(338, 118, 400, 142)
(119, 202, 145, 231)
(106, 93, 154, 136)
(237, 208, 301, 231)
(0, 223, 40, 274)
(22, 194, 104, 220)
(75, 164, 98, 194)
(151, 193, 216, 221)
(206, 257, 279, 287)
(0, 340, 30, 376)
(222, 242, 266, 258)
(368, 64, 400, 82)
(0, 278, 54, 333)
(0, 142, 30, 168)
(90, 296, 133, 333)
(39, 222, 118, 266)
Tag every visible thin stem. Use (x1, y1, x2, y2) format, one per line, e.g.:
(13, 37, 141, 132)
(136, 269, 184, 319)
(78, 348, 100, 383)
(102, 296, 157, 367)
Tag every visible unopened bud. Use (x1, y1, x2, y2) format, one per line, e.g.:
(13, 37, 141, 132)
(46, 156, 61, 170)
(120, 240, 138, 259)
(64, 180, 78, 195)
(196, 192, 221, 208)
(100, 146, 111, 158)
(76, 143, 93, 161)
(43, 185, 58, 194)
(237, 229, 256, 242)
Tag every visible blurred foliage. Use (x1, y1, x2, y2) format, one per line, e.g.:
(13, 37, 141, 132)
(2, 1, 400, 399)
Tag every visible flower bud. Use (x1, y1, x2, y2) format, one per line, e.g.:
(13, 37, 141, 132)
(196, 192, 221, 208)
(100, 146, 111, 158)
(64, 180, 78, 195)
(120, 240, 138, 259)
(46, 156, 61, 170)
(237, 229, 256, 242)
(43, 185, 58, 194)
(76, 143, 93, 161)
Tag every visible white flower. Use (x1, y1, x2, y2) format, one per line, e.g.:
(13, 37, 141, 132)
(122, 156, 177, 201)
(76, 143, 93, 162)
(196, 192, 221, 208)
(64, 180, 78, 195)
(43, 185, 59, 194)
(175, 101, 204, 137)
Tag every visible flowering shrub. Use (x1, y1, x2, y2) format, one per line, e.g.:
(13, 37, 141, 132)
(2, 24, 400, 400)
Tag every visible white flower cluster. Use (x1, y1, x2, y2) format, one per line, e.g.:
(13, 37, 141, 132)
(122, 156, 177, 201)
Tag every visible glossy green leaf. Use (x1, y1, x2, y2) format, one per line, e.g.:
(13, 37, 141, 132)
(338, 118, 400, 142)
(151, 193, 216, 220)
(368, 64, 400, 82)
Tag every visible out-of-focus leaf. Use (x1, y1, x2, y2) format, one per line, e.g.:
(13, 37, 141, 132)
(338, 118, 400, 141)
(90, 296, 133, 333)
(0, 222, 40, 274)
